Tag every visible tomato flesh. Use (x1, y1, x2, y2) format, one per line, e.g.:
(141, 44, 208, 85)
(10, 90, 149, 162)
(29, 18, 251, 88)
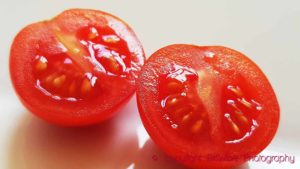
(10, 9, 145, 126)
(137, 44, 279, 169)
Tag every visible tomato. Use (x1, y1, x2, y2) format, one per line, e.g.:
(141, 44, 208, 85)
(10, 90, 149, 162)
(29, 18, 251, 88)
(137, 44, 279, 169)
(10, 9, 145, 126)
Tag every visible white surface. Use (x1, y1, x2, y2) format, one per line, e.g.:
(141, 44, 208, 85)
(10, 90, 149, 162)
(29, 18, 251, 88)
(0, 0, 300, 169)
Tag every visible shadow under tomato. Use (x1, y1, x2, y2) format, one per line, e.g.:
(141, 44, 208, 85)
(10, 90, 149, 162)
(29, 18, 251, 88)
(7, 97, 140, 169)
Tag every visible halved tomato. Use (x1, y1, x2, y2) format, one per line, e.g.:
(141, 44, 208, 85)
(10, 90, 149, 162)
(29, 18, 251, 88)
(10, 9, 145, 126)
(137, 44, 279, 169)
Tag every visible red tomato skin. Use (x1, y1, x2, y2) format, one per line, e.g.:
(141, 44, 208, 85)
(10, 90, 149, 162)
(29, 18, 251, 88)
(10, 9, 145, 126)
(137, 44, 279, 169)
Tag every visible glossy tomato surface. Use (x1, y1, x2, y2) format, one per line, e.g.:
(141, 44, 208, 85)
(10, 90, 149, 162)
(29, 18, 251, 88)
(137, 44, 279, 169)
(10, 9, 145, 126)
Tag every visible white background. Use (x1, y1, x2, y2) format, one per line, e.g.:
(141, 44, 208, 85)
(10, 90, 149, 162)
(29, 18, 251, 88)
(0, 0, 300, 168)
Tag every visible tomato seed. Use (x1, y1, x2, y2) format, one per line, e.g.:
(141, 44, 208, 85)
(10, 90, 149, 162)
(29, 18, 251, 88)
(107, 57, 121, 74)
(234, 110, 249, 125)
(81, 78, 92, 94)
(35, 60, 47, 71)
(251, 100, 263, 111)
(182, 113, 192, 123)
(88, 27, 99, 40)
(191, 120, 203, 133)
(166, 97, 180, 108)
(45, 74, 55, 84)
(228, 85, 243, 97)
(166, 81, 184, 93)
(68, 81, 77, 95)
(103, 35, 120, 43)
(228, 100, 240, 110)
(230, 121, 241, 135)
(238, 98, 253, 108)
(225, 113, 241, 135)
(53, 75, 66, 88)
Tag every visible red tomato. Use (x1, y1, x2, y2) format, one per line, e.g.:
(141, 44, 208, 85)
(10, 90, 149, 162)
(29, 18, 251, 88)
(10, 9, 145, 126)
(137, 44, 279, 169)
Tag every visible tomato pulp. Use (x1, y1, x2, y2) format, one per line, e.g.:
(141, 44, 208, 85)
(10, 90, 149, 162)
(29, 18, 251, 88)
(137, 44, 279, 169)
(10, 9, 145, 126)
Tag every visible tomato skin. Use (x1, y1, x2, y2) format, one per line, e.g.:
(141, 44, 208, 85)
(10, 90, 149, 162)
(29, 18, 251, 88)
(10, 9, 145, 126)
(137, 44, 279, 169)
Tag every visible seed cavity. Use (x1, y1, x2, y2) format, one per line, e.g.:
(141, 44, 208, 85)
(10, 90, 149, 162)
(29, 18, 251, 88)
(34, 26, 132, 101)
(224, 85, 263, 142)
(103, 35, 120, 43)
(160, 64, 206, 135)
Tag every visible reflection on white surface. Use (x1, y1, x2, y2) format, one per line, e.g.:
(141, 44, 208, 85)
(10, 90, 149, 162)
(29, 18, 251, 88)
(7, 97, 139, 169)
(137, 124, 150, 149)
(6, 97, 188, 169)
(6, 96, 299, 169)
(126, 163, 135, 169)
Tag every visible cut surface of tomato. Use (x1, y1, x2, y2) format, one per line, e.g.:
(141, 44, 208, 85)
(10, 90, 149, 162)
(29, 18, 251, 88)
(137, 44, 279, 169)
(10, 9, 145, 126)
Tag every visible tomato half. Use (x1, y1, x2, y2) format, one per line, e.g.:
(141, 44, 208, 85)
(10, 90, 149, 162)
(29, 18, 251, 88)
(137, 44, 279, 169)
(10, 9, 145, 126)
